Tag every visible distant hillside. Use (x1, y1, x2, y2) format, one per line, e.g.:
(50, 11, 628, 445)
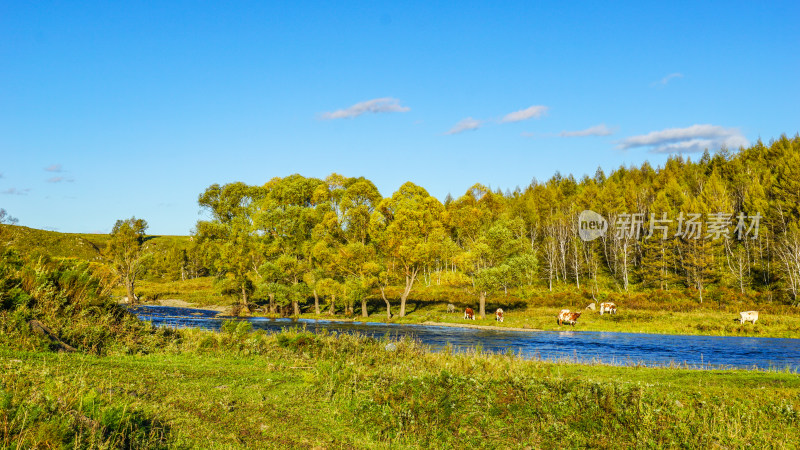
(0, 224, 192, 262)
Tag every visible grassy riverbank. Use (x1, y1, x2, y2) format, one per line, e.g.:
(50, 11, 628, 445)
(123, 277, 800, 338)
(4, 223, 798, 339)
(3, 328, 800, 449)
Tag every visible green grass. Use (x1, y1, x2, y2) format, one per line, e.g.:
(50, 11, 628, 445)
(0, 224, 106, 261)
(114, 277, 226, 306)
(3, 329, 800, 448)
(0, 224, 192, 263)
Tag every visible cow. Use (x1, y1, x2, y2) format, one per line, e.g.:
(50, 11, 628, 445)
(447, 303, 456, 313)
(557, 309, 581, 326)
(495, 308, 504, 322)
(464, 307, 475, 320)
(739, 311, 758, 324)
(599, 302, 617, 315)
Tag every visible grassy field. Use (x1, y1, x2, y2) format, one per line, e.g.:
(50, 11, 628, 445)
(3, 328, 800, 449)
(0, 224, 106, 260)
(0, 224, 191, 263)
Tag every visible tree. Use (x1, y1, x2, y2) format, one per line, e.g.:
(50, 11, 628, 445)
(316, 277, 342, 315)
(197, 182, 265, 313)
(0, 209, 19, 225)
(107, 217, 148, 304)
(472, 220, 526, 317)
(776, 226, 800, 305)
(336, 242, 380, 317)
(371, 182, 445, 317)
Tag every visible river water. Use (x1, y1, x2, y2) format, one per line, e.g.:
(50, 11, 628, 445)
(130, 305, 800, 371)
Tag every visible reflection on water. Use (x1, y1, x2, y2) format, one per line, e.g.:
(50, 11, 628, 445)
(129, 305, 800, 371)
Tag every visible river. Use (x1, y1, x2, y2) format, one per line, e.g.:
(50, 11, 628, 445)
(130, 305, 800, 371)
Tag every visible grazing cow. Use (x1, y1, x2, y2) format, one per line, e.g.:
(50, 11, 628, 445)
(599, 302, 617, 315)
(447, 303, 456, 313)
(495, 308, 504, 322)
(557, 309, 581, 326)
(464, 307, 475, 320)
(739, 311, 758, 324)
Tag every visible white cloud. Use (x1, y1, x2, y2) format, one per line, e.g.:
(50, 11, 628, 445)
(1, 187, 30, 195)
(651, 73, 683, 87)
(320, 97, 410, 120)
(45, 164, 63, 172)
(445, 117, 483, 135)
(617, 124, 749, 154)
(560, 124, 614, 137)
(501, 105, 549, 123)
(47, 176, 74, 183)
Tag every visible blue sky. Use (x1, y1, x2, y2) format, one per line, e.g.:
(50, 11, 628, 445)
(1, 1, 798, 235)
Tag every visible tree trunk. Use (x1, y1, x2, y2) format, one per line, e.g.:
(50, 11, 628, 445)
(399, 269, 418, 317)
(361, 298, 368, 318)
(126, 279, 136, 305)
(240, 283, 251, 314)
(293, 300, 299, 316)
(479, 291, 486, 319)
(380, 286, 392, 320)
(621, 241, 629, 292)
(329, 294, 336, 315)
(314, 289, 320, 315)
(269, 293, 275, 313)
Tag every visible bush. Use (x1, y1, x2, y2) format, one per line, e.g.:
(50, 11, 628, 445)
(0, 250, 178, 355)
(275, 331, 320, 350)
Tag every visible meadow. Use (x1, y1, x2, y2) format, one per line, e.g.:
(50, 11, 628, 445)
(3, 328, 800, 449)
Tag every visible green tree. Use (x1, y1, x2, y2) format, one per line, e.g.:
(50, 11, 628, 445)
(478, 220, 527, 316)
(371, 182, 445, 317)
(106, 217, 148, 304)
(196, 182, 265, 313)
(336, 242, 381, 317)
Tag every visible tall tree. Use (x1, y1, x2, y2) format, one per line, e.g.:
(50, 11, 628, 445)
(196, 182, 265, 312)
(371, 182, 445, 317)
(106, 217, 148, 304)
(776, 225, 800, 305)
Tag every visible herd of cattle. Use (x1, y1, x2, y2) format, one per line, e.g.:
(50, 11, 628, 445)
(447, 302, 760, 326)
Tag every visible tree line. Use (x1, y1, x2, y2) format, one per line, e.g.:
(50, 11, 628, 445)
(116, 134, 800, 317)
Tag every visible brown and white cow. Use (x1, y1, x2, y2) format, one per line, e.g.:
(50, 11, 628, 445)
(464, 307, 475, 320)
(557, 309, 581, 326)
(599, 302, 617, 315)
(495, 308, 504, 322)
(739, 311, 758, 324)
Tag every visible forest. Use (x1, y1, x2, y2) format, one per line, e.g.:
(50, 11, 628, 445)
(137, 134, 800, 319)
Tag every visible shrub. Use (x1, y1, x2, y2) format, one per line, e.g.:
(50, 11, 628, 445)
(0, 250, 178, 355)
